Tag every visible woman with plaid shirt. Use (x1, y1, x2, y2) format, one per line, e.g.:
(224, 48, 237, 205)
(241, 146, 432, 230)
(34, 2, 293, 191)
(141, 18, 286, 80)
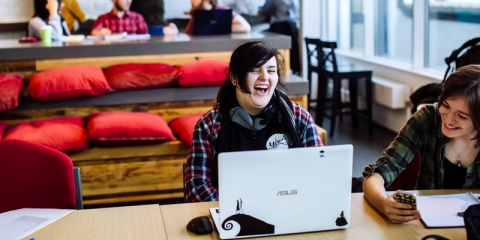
(184, 41, 323, 202)
(363, 64, 480, 223)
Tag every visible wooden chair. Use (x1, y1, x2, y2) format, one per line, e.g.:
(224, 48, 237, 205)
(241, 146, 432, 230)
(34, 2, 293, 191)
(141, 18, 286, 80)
(0, 139, 83, 213)
(305, 38, 374, 137)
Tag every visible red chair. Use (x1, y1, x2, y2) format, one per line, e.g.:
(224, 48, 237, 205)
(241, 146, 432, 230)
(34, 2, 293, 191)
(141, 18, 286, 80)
(0, 139, 83, 213)
(389, 152, 421, 191)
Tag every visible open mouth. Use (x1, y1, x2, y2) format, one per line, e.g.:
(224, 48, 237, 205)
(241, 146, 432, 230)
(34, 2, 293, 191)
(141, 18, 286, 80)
(445, 124, 459, 130)
(254, 84, 268, 94)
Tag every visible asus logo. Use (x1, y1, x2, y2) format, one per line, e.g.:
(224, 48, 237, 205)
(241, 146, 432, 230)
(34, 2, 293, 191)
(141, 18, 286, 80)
(277, 190, 297, 196)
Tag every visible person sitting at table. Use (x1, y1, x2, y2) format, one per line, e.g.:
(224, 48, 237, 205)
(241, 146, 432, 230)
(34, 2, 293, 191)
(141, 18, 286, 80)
(184, 0, 251, 35)
(91, 0, 148, 36)
(129, 0, 178, 35)
(29, 0, 70, 41)
(363, 64, 480, 223)
(61, 0, 95, 35)
(184, 41, 323, 202)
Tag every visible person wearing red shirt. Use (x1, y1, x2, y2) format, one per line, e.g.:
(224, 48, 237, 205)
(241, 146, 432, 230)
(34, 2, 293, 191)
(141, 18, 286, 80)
(91, 0, 148, 36)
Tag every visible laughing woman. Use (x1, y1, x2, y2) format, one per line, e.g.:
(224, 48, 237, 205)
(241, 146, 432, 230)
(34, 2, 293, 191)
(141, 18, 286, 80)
(363, 64, 480, 224)
(185, 41, 323, 202)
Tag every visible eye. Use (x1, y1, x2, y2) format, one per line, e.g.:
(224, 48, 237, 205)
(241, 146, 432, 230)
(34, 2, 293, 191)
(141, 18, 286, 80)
(250, 68, 259, 73)
(458, 114, 468, 120)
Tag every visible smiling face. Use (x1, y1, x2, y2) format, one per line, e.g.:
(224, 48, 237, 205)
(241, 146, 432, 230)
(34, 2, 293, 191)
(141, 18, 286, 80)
(235, 57, 278, 116)
(439, 96, 477, 139)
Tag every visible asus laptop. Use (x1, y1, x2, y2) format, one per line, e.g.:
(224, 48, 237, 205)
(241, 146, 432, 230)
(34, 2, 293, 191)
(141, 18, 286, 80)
(209, 145, 353, 239)
(193, 9, 232, 36)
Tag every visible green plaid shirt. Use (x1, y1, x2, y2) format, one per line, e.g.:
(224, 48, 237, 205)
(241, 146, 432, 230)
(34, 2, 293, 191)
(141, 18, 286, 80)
(363, 103, 480, 189)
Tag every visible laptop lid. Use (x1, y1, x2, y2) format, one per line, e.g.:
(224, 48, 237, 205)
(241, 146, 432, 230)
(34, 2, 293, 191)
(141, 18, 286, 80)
(212, 145, 353, 239)
(193, 9, 232, 36)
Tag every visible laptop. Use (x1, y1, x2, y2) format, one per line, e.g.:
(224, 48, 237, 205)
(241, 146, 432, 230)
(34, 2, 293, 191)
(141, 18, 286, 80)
(209, 144, 353, 239)
(193, 9, 232, 36)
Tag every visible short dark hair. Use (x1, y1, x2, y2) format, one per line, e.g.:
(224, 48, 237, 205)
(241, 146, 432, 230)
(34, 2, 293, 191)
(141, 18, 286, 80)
(216, 41, 287, 107)
(210, 0, 218, 6)
(438, 64, 480, 143)
(33, 0, 62, 21)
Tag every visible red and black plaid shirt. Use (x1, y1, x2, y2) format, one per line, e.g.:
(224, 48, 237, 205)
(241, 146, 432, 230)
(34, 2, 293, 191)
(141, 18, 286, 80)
(91, 10, 148, 34)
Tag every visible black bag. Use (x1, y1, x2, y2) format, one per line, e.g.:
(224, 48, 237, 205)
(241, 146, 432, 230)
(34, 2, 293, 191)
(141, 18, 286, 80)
(464, 204, 480, 240)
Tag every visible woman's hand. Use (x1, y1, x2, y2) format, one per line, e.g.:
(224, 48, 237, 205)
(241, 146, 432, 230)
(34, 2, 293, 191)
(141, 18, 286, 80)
(46, 0, 59, 17)
(379, 193, 421, 224)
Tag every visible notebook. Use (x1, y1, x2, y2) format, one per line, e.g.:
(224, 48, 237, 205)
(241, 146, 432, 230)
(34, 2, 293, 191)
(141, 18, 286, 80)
(193, 9, 232, 36)
(209, 144, 353, 239)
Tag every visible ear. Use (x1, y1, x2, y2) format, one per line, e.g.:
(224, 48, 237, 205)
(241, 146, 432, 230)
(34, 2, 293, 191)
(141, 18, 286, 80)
(230, 74, 237, 86)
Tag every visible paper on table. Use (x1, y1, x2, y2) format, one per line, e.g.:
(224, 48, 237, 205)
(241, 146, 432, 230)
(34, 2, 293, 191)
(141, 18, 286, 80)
(417, 193, 479, 228)
(0, 208, 74, 240)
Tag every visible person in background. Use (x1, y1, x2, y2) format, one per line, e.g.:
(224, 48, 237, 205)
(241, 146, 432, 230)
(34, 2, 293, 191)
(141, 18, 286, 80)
(184, 0, 251, 35)
(363, 64, 480, 223)
(91, 0, 148, 36)
(29, 0, 70, 41)
(129, 0, 178, 35)
(61, 0, 95, 35)
(259, 0, 300, 75)
(184, 41, 323, 202)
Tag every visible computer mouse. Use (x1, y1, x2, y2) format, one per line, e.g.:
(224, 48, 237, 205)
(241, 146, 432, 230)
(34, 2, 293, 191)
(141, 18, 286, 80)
(186, 216, 214, 235)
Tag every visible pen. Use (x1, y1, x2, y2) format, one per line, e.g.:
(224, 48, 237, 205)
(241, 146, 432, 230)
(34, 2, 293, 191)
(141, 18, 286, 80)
(468, 191, 480, 204)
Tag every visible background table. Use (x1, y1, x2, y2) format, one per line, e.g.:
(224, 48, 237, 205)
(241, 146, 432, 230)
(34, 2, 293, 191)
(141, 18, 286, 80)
(23, 204, 166, 240)
(160, 190, 476, 239)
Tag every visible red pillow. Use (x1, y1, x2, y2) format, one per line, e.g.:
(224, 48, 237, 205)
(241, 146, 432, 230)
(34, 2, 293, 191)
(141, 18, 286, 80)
(0, 121, 8, 139)
(105, 63, 180, 91)
(177, 60, 229, 87)
(87, 112, 175, 147)
(0, 74, 24, 112)
(28, 65, 110, 101)
(168, 114, 203, 148)
(3, 116, 88, 154)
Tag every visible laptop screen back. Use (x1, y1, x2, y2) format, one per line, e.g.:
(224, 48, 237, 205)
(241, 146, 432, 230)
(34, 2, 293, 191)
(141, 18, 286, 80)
(215, 145, 353, 239)
(193, 9, 232, 36)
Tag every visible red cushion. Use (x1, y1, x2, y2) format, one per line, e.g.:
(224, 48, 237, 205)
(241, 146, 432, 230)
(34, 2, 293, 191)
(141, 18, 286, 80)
(0, 73, 24, 112)
(168, 114, 203, 148)
(28, 65, 110, 101)
(177, 60, 229, 87)
(0, 121, 8, 139)
(3, 116, 88, 154)
(105, 63, 180, 91)
(87, 112, 175, 147)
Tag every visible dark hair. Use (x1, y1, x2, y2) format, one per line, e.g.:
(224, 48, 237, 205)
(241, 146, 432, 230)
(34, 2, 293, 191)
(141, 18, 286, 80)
(216, 41, 287, 107)
(210, 0, 218, 6)
(33, 0, 62, 22)
(438, 64, 480, 143)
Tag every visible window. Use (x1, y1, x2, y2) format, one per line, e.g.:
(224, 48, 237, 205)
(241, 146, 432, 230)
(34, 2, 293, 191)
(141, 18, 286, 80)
(374, 0, 413, 63)
(427, 0, 480, 71)
(350, 0, 365, 52)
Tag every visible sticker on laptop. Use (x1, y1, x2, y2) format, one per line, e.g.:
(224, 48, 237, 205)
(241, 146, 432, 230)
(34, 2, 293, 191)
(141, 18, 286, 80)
(221, 198, 275, 237)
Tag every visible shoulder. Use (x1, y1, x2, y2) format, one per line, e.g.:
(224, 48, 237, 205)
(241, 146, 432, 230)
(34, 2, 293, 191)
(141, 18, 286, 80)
(199, 105, 222, 126)
(290, 100, 310, 119)
(95, 13, 110, 21)
(127, 10, 144, 19)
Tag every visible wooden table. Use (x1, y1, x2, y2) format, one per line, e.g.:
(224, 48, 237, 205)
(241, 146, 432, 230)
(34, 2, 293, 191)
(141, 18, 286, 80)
(22, 205, 167, 240)
(160, 190, 476, 239)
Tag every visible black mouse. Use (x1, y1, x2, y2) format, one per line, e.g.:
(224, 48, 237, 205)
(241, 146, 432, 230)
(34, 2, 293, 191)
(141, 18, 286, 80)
(186, 216, 214, 235)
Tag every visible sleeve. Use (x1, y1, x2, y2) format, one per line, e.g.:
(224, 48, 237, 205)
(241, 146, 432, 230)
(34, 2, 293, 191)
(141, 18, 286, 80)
(69, 0, 86, 23)
(91, 15, 105, 31)
(362, 106, 431, 188)
(47, 15, 63, 41)
(185, 110, 220, 202)
(28, 17, 44, 38)
(260, 0, 275, 16)
(136, 15, 149, 34)
(292, 101, 323, 147)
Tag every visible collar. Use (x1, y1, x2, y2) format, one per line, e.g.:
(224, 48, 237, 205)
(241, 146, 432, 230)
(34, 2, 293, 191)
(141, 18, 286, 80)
(107, 9, 132, 19)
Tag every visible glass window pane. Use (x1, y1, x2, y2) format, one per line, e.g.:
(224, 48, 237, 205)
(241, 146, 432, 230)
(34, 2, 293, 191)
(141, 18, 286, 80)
(351, 0, 364, 52)
(427, 0, 480, 71)
(374, 0, 412, 63)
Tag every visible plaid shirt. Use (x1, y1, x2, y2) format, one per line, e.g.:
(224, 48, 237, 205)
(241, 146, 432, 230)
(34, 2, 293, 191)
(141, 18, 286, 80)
(185, 101, 323, 202)
(363, 103, 480, 189)
(91, 10, 148, 34)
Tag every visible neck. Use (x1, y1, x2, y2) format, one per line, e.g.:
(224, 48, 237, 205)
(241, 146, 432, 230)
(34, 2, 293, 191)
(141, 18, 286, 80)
(114, 8, 126, 18)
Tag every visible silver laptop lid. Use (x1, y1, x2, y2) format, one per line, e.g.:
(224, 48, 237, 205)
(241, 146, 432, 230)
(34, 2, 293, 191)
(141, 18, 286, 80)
(216, 145, 353, 239)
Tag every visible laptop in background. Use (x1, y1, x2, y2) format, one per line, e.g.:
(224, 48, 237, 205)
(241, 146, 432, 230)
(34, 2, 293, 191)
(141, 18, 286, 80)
(193, 9, 232, 36)
(210, 145, 353, 239)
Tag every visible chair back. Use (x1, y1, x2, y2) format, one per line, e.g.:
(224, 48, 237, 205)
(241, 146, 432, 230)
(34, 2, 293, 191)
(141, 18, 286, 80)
(0, 139, 77, 213)
(443, 37, 480, 82)
(304, 37, 339, 74)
